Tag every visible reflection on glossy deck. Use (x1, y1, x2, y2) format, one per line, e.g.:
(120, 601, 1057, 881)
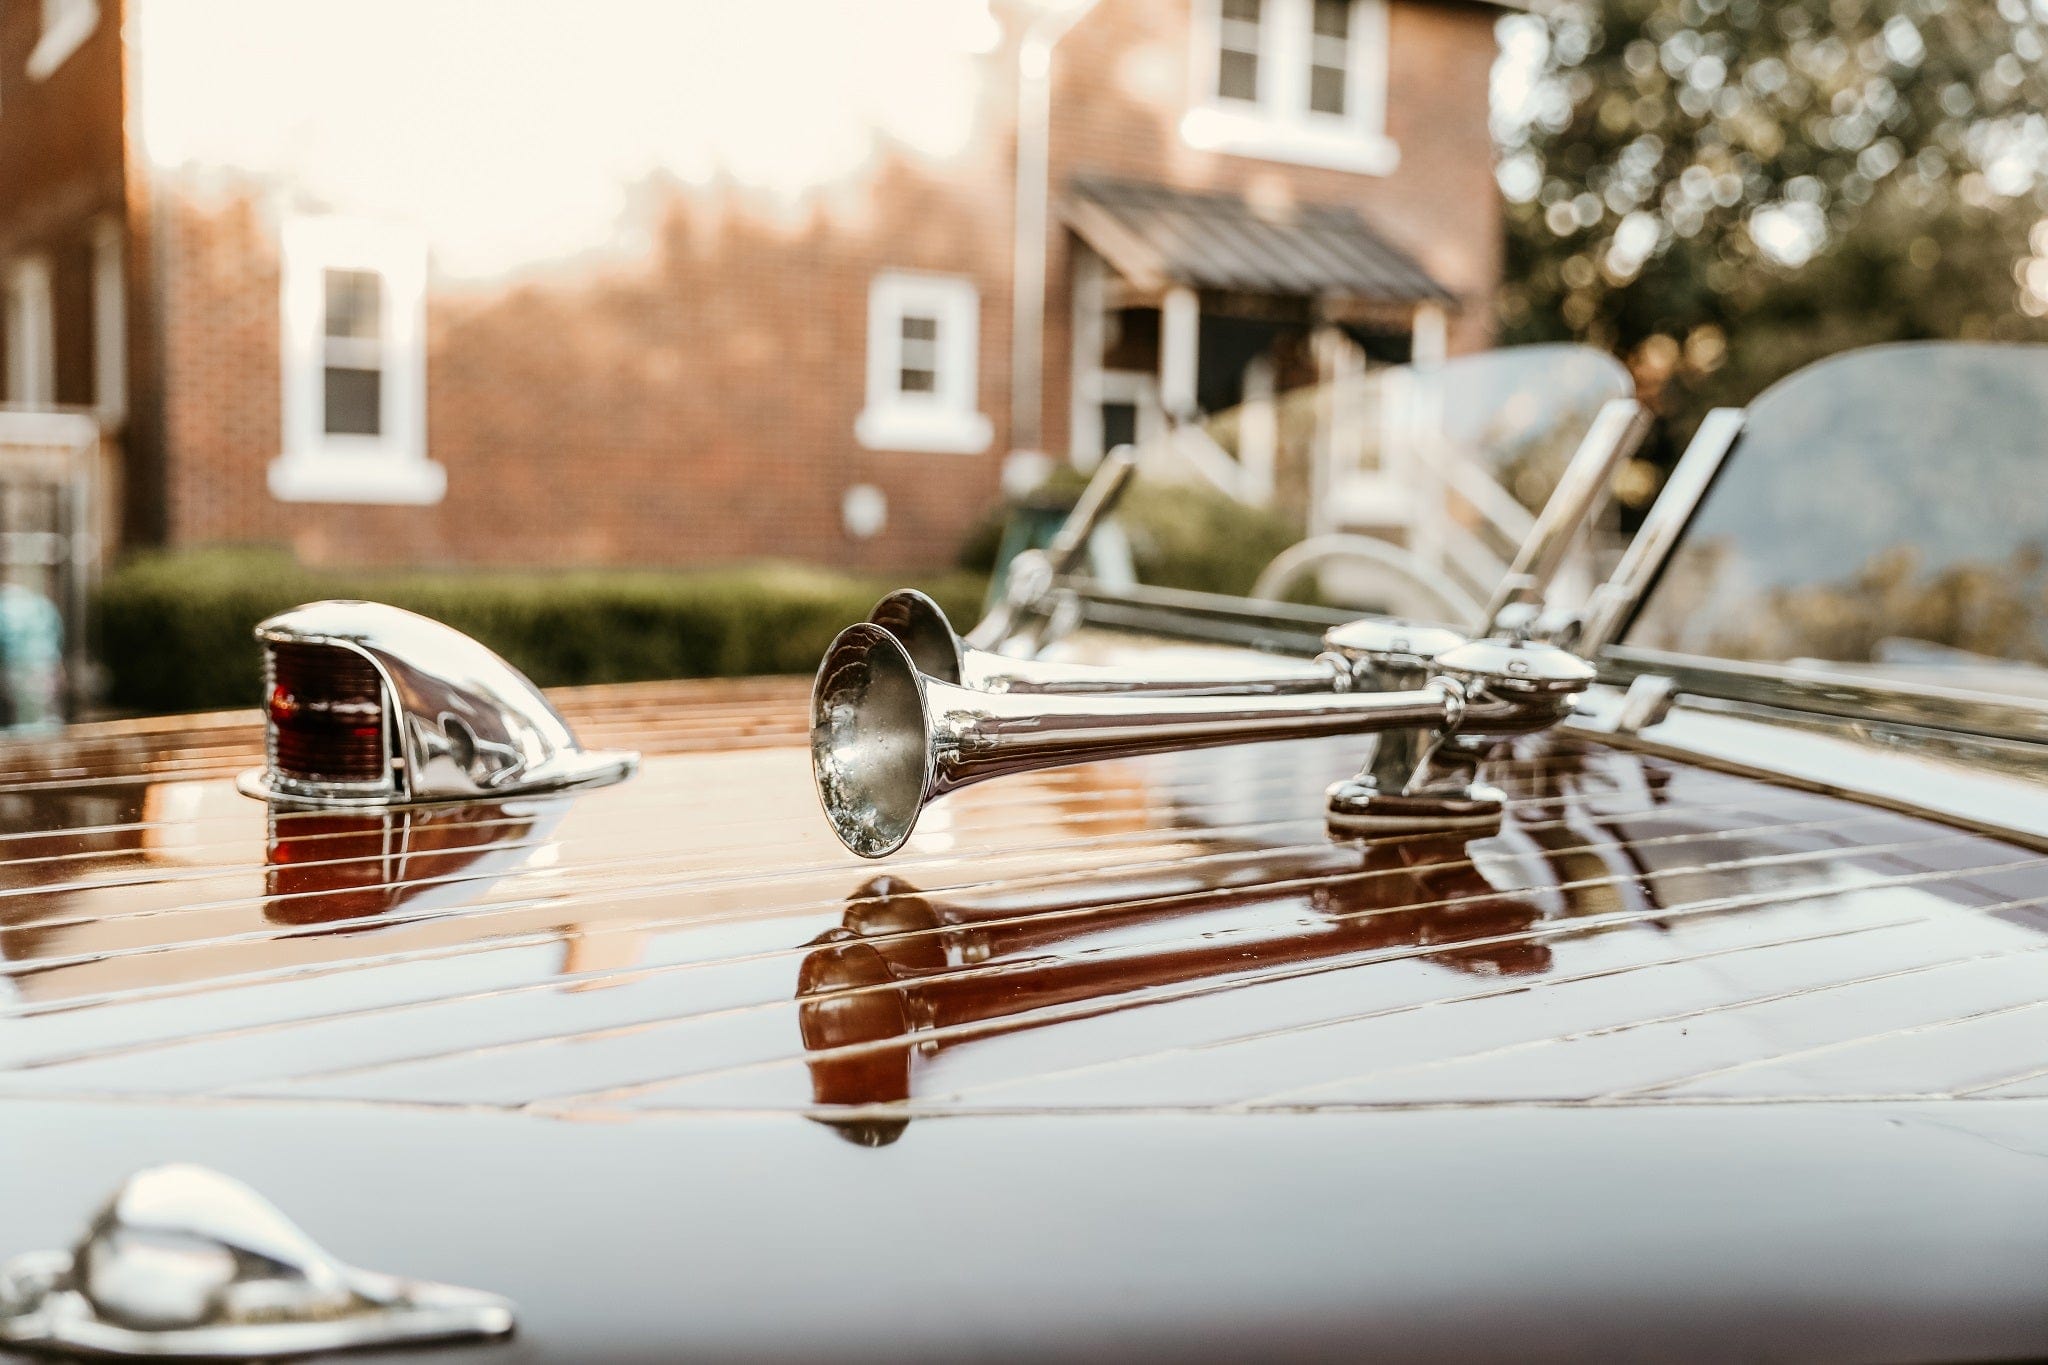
(0, 677, 2045, 1139)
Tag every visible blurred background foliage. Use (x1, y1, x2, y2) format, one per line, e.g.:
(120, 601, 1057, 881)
(1496, 0, 2048, 452)
(110, 482, 1299, 716)
(957, 467, 1303, 598)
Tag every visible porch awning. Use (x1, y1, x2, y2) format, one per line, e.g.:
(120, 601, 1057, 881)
(1065, 175, 1455, 308)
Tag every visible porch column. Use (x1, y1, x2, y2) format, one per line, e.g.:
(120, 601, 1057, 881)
(1411, 301, 1448, 367)
(3, 256, 55, 406)
(92, 217, 126, 421)
(1239, 354, 1277, 505)
(1308, 326, 1343, 536)
(1159, 284, 1199, 421)
(1403, 304, 1449, 577)
(1067, 246, 1106, 467)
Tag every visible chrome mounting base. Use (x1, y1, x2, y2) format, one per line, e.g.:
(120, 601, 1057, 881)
(1323, 776, 1507, 835)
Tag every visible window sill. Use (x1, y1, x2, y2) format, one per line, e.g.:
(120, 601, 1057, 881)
(855, 407, 993, 455)
(268, 453, 446, 505)
(1179, 106, 1400, 176)
(26, 2, 99, 80)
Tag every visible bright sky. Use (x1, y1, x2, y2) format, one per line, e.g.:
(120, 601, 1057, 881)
(136, 0, 1004, 280)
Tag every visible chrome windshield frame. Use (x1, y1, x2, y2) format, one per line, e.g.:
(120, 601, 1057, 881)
(998, 344, 2048, 749)
(1596, 644, 2048, 747)
(1577, 406, 1743, 656)
(1477, 395, 1653, 635)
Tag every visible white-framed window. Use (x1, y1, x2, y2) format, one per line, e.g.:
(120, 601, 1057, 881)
(1216, 0, 1263, 102)
(854, 271, 992, 455)
(3, 256, 55, 407)
(1183, 0, 1397, 176)
(270, 215, 444, 505)
(26, 0, 99, 80)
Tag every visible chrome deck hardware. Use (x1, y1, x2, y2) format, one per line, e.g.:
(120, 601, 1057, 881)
(1326, 633, 1597, 833)
(1318, 616, 1498, 833)
(810, 617, 1594, 858)
(0, 1165, 513, 1359)
(237, 600, 636, 808)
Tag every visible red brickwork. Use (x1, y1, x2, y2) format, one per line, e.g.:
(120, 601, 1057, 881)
(155, 155, 1022, 572)
(0, 0, 125, 402)
(11, 0, 1502, 572)
(1043, 0, 1504, 454)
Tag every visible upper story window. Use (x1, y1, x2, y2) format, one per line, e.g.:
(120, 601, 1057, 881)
(26, 0, 99, 80)
(855, 272, 993, 455)
(1184, 0, 1398, 176)
(1308, 0, 1351, 113)
(1216, 0, 1262, 101)
(270, 216, 445, 505)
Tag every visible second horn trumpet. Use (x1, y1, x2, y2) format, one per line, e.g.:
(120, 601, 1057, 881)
(868, 589, 1351, 696)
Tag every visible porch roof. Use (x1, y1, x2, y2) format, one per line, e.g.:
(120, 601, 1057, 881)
(1064, 175, 1457, 309)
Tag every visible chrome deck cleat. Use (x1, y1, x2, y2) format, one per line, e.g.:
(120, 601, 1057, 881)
(0, 1165, 514, 1360)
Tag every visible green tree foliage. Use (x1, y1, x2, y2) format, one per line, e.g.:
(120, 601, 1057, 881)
(1497, 0, 2048, 452)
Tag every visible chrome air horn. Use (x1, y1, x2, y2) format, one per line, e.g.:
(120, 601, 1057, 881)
(810, 618, 1594, 858)
(868, 588, 1356, 696)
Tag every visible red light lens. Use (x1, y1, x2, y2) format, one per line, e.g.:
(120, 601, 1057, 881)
(265, 642, 389, 785)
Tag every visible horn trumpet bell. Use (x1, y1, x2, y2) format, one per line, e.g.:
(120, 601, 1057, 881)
(813, 623, 1473, 858)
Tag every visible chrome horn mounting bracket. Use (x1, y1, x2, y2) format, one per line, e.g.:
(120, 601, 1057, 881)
(1323, 632, 1594, 836)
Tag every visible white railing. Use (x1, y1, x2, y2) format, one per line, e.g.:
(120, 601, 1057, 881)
(1125, 343, 1640, 618)
(1133, 416, 1263, 505)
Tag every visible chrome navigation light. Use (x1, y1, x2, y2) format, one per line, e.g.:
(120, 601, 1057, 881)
(237, 600, 636, 808)
(0, 1165, 513, 1359)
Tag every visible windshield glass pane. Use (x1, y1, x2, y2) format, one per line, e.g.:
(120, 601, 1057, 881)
(1623, 343, 2048, 699)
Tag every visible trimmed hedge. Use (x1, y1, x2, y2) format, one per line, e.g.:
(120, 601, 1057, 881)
(96, 549, 987, 716)
(1111, 481, 1303, 598)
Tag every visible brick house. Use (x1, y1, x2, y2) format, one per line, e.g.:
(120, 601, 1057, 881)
(0, 0, 1507, 574)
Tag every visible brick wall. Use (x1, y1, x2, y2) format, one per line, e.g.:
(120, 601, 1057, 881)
(157, 158, 1019, 573)
(0, 0, 125, 403)
(146, 0, 1502, 572)
(1043, 0, 1504, 455)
